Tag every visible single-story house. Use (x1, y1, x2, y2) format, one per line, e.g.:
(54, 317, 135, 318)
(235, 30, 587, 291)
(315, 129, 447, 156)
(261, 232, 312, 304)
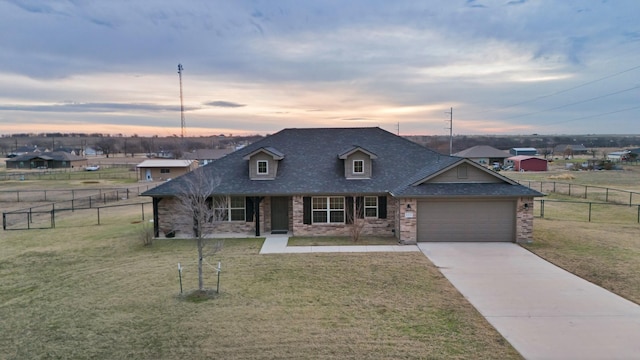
(606, 151, 631, 162)
(136, 159, 197, 181)
(506, 156, 548, 172)
(553, 144, 589, 157)
(182, 148, 234, 166)
(5, 151, 88, 169)
(453, 145, 510, 167)
(143, 127, 542, 244)
(510, 147, 538, 156)
(8, 145, 44, 157)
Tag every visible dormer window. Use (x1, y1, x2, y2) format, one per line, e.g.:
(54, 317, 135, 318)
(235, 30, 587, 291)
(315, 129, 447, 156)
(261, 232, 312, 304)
(243, 146, 284, 180)
(257, 160, 268, 174)
(353, 160, 364, 174)
(338, 146, 377, 180)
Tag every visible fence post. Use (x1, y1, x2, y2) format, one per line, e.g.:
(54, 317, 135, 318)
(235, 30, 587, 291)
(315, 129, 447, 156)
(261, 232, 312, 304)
(2, 212, 6, 230)
(44, 190, 47, 201)
(72, 199, 74, 212)
(540, 199, 545, 218)
(141, 203, 145, 220)
(127, 189, 130, 200)
(584, 186, 588, 199)
(553, 182, 556, 193)
(630, 192, 633, 206)
(637, 205, 639, 224)
(606, 188, 609, 202)
(51, 209, 55, 229)
(588, 202, 592, 222)
(17, 191, 20, 202)
(97, 207, 100, 225)
(568, 183, 571, 196)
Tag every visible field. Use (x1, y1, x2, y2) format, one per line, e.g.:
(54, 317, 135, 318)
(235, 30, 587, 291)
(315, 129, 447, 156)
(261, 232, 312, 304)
(0, 205, 520, 359)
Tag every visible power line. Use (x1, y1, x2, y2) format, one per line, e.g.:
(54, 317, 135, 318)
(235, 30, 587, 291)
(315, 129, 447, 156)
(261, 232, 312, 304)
(544, 105, 640, 126)
(500, 85, 640, 120)
(473, 63, 640, 115)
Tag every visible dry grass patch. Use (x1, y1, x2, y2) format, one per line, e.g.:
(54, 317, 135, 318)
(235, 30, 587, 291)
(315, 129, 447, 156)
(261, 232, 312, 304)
(0, 213, 521, 359)
(524, 219, 640, 304)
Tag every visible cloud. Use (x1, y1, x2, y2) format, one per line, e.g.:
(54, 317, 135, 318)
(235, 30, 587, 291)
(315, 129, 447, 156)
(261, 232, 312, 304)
(0, 102, 194, 113)
(205, 101, 246, 108)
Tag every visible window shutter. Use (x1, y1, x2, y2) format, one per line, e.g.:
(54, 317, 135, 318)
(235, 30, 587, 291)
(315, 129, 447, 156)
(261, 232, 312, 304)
(345, 196, 354, 224)
(303, 197, 311, 224)
(355, 196, 364, 218)
(378, 196, 387, 219)
(245, 197, 254, 222)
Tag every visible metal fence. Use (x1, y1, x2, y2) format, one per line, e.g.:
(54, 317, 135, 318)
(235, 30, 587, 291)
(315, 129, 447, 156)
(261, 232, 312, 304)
(534, 199, 640, 224)
(0, 184, 156, 203)
(517, 180, 640, 206)
(2, 202, 151, 230)
(2, 184, 157, 230)
(0, 165, 137, 181)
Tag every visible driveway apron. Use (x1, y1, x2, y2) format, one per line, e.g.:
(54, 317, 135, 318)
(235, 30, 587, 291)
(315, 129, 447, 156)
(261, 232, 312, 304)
(418, 242, 640, 360)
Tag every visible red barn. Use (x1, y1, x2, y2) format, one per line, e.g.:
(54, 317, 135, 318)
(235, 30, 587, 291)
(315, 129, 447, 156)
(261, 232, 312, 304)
(507, 156, 548, 172)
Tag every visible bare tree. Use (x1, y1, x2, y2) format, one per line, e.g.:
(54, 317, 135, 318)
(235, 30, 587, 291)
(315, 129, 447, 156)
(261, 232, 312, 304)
(346, 196, 366, 242)
(174, 170, 224, 292)
(95, 138, 117, 158)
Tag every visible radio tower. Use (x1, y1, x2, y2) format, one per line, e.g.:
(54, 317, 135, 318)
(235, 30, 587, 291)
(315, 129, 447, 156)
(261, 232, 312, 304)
(178, 64, 186, 139)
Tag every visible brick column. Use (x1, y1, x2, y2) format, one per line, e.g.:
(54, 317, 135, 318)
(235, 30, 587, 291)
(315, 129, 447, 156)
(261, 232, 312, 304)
(516, 197, 534, 243)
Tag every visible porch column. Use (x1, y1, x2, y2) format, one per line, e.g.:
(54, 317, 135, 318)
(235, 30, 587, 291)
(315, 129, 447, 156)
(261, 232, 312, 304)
(253, 196, 264, 237)
(152, 197, 161, 237)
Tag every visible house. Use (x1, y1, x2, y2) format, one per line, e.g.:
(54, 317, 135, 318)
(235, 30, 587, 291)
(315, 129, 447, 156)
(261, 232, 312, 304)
(553, 144, 589, 157)
(506, 156, 548, 172)
(136, 159, 198, 181)
(182, 148, 234, 166)
(453, 145, 510, 167)
(607, 151, 630, 162)
(143, 127, 542, 244)
(510, 147, 538, 156)
(5, 151, 88, 169)
(8, 145, 43, 157)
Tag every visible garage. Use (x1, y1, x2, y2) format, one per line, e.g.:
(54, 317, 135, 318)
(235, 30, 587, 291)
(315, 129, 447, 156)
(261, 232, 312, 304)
(417, 199, 516, 242)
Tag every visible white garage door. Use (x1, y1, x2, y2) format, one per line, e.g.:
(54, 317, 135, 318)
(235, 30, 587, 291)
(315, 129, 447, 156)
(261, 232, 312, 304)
(417, 200, 516, 242)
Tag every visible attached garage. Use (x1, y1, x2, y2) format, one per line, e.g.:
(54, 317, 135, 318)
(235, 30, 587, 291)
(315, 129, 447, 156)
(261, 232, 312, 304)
(417, 199, 516, 242)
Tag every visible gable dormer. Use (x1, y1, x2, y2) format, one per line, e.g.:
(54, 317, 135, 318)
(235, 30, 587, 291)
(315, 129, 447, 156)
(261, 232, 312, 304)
(338, 146, 377, 180)
(242, 146, 284, 180)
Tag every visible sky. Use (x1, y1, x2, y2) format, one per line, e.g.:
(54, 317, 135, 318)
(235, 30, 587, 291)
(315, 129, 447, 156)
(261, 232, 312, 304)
(0, 0, 638, 137)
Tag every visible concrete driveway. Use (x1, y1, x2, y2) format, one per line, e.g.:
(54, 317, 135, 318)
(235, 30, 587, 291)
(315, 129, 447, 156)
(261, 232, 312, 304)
(419, 242, 640, 360)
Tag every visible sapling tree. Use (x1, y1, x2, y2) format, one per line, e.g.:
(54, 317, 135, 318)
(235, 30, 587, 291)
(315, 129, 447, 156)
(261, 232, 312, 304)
(174, 169, 224, 292)
(346, 196, 366, 242)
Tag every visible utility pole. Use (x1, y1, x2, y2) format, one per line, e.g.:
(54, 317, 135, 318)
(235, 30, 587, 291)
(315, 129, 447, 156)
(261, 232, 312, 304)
(449, 107, 453, 156)
(178, 64, 186, 141)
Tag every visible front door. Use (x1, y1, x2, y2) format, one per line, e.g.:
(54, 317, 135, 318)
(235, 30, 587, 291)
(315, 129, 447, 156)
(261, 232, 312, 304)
(145, 169, 152, 181)
(270, 197, 289, 234)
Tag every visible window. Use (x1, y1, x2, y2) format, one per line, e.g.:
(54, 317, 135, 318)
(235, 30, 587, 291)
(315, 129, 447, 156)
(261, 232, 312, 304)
(160, 168, 171, 174)
(257, 160, 268, 174)
(212, 196, 246, 221)
(364, 196, 378, 218)
(312, 196, 344, 223)
(353, 160, 364, 174)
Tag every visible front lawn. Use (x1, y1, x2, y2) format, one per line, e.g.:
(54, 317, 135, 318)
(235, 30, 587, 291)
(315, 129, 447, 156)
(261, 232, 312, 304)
(0, 209, 521, 359)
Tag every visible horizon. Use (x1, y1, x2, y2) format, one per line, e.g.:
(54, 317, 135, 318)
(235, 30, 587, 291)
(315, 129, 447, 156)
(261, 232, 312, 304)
(1, 1, 638, 136)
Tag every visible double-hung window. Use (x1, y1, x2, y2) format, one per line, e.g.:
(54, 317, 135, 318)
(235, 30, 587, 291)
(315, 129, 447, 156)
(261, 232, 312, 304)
(257, 160, 268, 174)
(364, 196, 378, 218)
(353, 160, 364, 174)
(312, 196, 345, 223)
(212, 196, 245, 221)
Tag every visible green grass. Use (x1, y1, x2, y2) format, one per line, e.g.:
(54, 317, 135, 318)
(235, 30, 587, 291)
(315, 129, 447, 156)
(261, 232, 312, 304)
(288, 236, 398, 246)
(0, 209, 521, 359)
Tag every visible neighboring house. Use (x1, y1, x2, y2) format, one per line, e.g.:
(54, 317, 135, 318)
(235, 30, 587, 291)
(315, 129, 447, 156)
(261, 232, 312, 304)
(506, 156, 548, 172)
(182, 148, 234, 166)
(453, 145, 510, 167)
(83, 147, 101, 156)
(5, 151, 88, 169)
(553, 144, 589, 157)
(510, 147, 538, 156)
(143, 127, 542, 244)
(136, 159, 197, 181)
(607, 151, 631, 162)
(8, 145, 43, 157)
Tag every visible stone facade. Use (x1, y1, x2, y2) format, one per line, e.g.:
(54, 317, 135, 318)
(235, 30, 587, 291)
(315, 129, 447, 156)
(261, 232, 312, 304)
(396, 198, 418, 244)
(516, 196, 535, 243)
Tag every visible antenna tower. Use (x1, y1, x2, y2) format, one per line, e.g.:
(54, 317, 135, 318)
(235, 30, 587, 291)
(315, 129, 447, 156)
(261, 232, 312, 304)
(178, 64, 186, 139)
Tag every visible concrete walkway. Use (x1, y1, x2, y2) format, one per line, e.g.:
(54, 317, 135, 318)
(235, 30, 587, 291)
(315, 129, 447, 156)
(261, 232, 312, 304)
(259, 234, 420, 254)
(418, 242, 640, 360)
